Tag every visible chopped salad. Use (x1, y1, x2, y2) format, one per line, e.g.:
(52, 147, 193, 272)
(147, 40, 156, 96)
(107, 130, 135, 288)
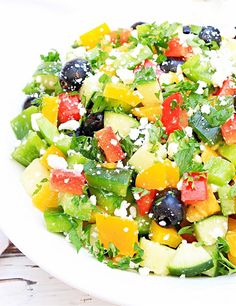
(11, 21, 236, 277)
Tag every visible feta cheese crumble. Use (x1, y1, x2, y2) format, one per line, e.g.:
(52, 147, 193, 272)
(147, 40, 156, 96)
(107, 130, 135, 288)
(47, 154, 68, 169)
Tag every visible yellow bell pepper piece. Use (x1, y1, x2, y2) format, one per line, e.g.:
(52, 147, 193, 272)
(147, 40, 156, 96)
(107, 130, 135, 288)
(103, 83, 143, 107)
(228, 218, 236, 231)
(226, 231, 236, 257)
(40, 145, 66, 170)
(80, 23, 111, 49)
(186, 186, 220, 222)
(135, 160, 179, 190)
(132, 105, 162, 122)
(100, 65, 116, 77)
(228, 252, 236, 265)
(41, 96, 59, 126)
(137, 81, 163, 106)
(101, 162, 117, 169)
(150, 221, 182, 248)
(201, 146, 218, 163)
(32, 181, 58, 212)
(96, 214, 138, 256)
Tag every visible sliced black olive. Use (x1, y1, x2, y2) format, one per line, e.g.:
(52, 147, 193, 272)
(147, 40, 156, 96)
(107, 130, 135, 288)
(80, 112, 104, 136)
(59, 58, 92, 91)
(160, 57, 185, 73)
(130, 21, 146, 30)
(183, 25, 191, 34)
(151, 188, 184, 227)
(198, 26, 221, 46)
(22, 96, 39, 110)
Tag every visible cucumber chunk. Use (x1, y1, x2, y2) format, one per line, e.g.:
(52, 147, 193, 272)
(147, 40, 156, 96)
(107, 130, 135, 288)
(36, 115, 71, 154)
(194, 215, 228, 246)
(84, 166, 132, 197)
(168, 242, 213, 277)
(202, 245, 218, 277)
(218, 185, 236, 216)
(104, 111, 139, 138)
(128, 145, 156, 172)
(140, 238, 176, 276)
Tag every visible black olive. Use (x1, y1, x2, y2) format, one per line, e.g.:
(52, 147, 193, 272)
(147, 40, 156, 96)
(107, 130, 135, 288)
(130, 21, 146, 30)
(22, 96, 39, 110)
(80, 112, 104, 136)
(160, 57, 185, 73)
(198, 26, 221, 46)
(59, 58, 92, 91)
(183, 25, 191, 34)
(151, 188, 184, 227)
(233, 94, 236, 112)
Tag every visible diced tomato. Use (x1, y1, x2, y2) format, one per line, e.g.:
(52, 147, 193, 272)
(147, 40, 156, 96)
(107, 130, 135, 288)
(221, 114, 236, 145)
(50, 169, 86, 195)
(164, 38, 192, 58)
(58, 93, 81, 123)
(161, 92, 188, 135)
(216, 79, 236, 96)
(136, 189, 156, 216)
(181, 172, 208, 204)
(95, 127, 125, 163)
(181, 234, 197, 243)
(109, 29, 131, 45)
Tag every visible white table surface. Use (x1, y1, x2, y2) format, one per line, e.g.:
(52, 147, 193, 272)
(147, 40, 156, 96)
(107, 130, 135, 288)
(0, 244, 115, 306)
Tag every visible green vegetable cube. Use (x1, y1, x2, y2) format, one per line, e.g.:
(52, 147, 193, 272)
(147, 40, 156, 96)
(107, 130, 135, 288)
(44, 208, 73, 233)
(11, 106, 39, 140)
(11, 131, 47, 167)
(204, 157, 235, 186)
(218, 185, 236, 216)
(218, 144, 236, 167)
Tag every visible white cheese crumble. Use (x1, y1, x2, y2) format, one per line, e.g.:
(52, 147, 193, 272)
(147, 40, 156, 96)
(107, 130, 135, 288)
(73, 163, 84, 174)
(31, 113, 42, 131)
(110, 139, 118, 146)
(129, 206, 137, 219)
(114, 200, 130, 218)
(211, 184, 219, 193)
(201, 104, 211, 114)
(177, 179, 183, 191)
(77, 103, 86, 116)
(47, 154, 68, 169)
(58, 120, 80, 131)
(129, 128, 140, 140)
(167, 142, 179, 159)
(89, 195, 97, 206)
(159, 220, 167, 227)
(195, 80, 207, 94)
(184, 126, 193, 138)
(116, 68, 135, 84)
(111, 76, 120, 84)
(123, 227, 129, 233)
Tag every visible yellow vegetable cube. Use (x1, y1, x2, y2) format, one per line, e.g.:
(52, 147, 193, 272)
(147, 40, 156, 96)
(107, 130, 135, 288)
(80, 23, 111, 49)
(32, 181, 58, 211)
(150, 221, 182, 248)
(41, 96, 59, 126)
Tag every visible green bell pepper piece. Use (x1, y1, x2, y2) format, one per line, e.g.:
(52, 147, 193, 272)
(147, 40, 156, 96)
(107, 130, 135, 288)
(182, 54, 214, 85)
(11, 106, 39, 140)
(218, 185, 236, 216)
(218, 143, 236, 167)
(44, 208, 73, 233)
(12, 131, 47, 167)
(204, 157, 235, 186)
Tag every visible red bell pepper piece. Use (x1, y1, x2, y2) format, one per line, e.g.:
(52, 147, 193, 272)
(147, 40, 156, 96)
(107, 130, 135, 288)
(216, 79, 236, 96)
(50, 169, 86, 195)
(161, 92, 188, 135)
(109, 29, 131, 45)
(58, 93, 81, 123)
(221, 114, 236, 145)
(95, 127, 125, 163)
(136, 189, 156, 216)
(181, 172, 208, 204)
(164, 38, 192, 58)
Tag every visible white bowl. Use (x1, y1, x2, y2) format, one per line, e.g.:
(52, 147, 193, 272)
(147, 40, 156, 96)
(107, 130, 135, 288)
(1, 1, 236, 305)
